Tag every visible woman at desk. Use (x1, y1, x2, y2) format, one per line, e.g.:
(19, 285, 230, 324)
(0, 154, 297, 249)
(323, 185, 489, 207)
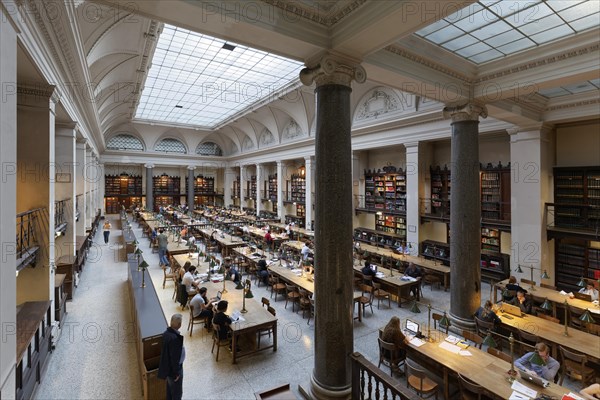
(381, 316, 408, 369)
(474, 300, 501, 326)
(579, 282, 599, 301)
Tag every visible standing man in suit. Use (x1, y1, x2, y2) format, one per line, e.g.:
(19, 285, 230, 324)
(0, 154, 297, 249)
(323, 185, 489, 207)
(158, 314, 185, 400)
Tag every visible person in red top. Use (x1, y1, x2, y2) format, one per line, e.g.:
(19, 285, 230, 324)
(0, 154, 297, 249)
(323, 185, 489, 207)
(264, 230, 274, 252)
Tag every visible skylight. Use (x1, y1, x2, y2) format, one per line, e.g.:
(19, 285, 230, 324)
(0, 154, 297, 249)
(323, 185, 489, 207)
(538, 79, 600, 98)
(135, 25, 304, 128)
(415, 0, 599, 64)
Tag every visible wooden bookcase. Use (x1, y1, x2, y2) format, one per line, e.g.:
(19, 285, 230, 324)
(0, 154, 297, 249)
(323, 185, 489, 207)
(153, 175, 180, 211)
(246, 175, 257, 199)
(375, 214, 406, 238)
(430, 165, 451, 217)
(268, 174, 277, 202)
(363, 167, 406, 213)
(481, 227, 500, 252)
(289, 174, 306, 204)
(232, 176, 240, 199)
(480, 163, 511, 221)
(104, 175, 143, 213)
(354, 227, 405, 250)
(555, 239, 600, 292)
(554, 166, 600, 229)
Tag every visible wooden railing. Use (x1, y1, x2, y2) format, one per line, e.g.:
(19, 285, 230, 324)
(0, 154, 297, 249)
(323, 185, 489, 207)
(351, 352, 420, 400)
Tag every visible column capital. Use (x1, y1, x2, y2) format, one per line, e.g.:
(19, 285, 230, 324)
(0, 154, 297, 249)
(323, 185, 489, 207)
(144, 163, 155, 169)
(507, 122, 554, 136)
(300, 54, 366, 88)
(443, 103, 488, 123)
(304, 156, 314, 164)
(56, 122, 78, 131)
(187, 165, 196, 170)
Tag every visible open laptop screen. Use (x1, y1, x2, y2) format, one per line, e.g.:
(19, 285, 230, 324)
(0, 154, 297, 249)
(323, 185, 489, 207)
(405, 319, 420, 335)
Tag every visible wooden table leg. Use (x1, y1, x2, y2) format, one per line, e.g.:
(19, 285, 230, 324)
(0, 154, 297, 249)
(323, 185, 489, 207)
(273, 321, 278, 351)
(443, 367, 449, 400)
(232, 333, 238, 364)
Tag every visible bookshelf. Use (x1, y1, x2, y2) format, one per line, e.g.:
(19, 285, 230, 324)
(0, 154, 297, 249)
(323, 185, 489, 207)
(289, 174, 306, 204)
(375, 214, 406, 238)
(247, 175, 257, 200)
(363, 167, 406, 214)
(104, 175, 143, 213)
(430, 165, 451, 217)
(354, 227, 405, 250)
(296, 203, 305, 217)
(232, 176, 240, 199)
(480, 162, 511, 221)
(554, 239, 600, 292)
(554, 166, 600, 229)
(153, 175, 180, 211)
(481, 227, 500, 252)
(268, 174, 277, 202)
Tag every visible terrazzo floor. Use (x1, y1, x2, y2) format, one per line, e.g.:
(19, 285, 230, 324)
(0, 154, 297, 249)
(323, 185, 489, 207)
(34, 214, 582, 400)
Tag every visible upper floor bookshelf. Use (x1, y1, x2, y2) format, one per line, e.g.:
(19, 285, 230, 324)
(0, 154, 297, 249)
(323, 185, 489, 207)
(553, 166, 600, 231)
(153, 175, 180, 195)
(185, 175, 215, 195)
(364, 166, 406, 215)
(289, 174, 305, 204)
(232, 176, 240, 199)
(480, 162, 511, 222)
(430, 165, 450, 218)
(105, 175, 142, 196)
(268, 174, 277, 202)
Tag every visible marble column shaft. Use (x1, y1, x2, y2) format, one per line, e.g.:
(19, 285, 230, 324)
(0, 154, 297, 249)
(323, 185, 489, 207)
(145, 164, 154, 211)
(187, 167, 195, 211)
(256, 164, 262, 215)
(277, 161, 284, 222)
(305, 157, 313, 230)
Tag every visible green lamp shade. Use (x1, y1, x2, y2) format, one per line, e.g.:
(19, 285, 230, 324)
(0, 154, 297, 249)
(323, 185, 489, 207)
(133, 240, 139, 245)
(577, 277, 587, 287)
(245, 289, 254, 298)
(483, 333, 497, 348)
(204, 255, 211, 262)
(541, 270, 550, 280)
(515, 265, 523, 273)
(502, 288, 510, 298)
(439, 312, 450, 328)
(363, 251, 370, 258)
(138, 260, 149, 270)
(580, 309, 596, 324)
(410, 301, 421, 314)
(235, 281, 244, 290)
(396, 261, 401, 268)
(528, 351, 546, 366)
(134, 248, 143, 255)
(540, 298, 553, 311)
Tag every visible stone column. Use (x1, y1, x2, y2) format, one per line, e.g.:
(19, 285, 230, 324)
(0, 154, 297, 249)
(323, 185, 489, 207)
(304, 156, 314, 230)
(187, 166, 195, 211)
(256, 163, 263, 216)
(240, 165, 248, 208)
(277, 161, 284, 222)
(405, 142, 430, 254)
(55, 123, 78, 260)
(85, 147, 93, 228)
(444, 103, 487, 331)
(509, 124, 554, 282)
(145, 163, 154, 211)
(0, 10, 18, 394)
(76, 140, 87, 233)
(98, 163, 105, 214)
(224, 167, 235, 208)
(299, 54, 366, 399)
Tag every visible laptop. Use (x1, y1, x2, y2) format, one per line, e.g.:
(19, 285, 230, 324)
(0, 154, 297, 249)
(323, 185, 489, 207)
(519, 369, 550, 388)
(405, 319, 420, 336)
(574, 292, 592, 302)
(211, 291, 222, 307)
(501, 302, 524, 317)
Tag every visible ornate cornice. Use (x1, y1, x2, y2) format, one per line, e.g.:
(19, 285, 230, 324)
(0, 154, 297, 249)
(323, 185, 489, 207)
(300, 55, 366, 87)
(476, 43, 600, 84)
(384, 45, 472, 84)
(442, 103, 488, 123)
(546, 97, 600, 111)
(260, 0, 367, 27)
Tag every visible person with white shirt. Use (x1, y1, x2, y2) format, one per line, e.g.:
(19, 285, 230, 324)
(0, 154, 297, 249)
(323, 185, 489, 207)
(189, 287, 214, 328)
(182, 266, 199, 294)
(301, 242, 311, 261)
(579, 282, 599, 301)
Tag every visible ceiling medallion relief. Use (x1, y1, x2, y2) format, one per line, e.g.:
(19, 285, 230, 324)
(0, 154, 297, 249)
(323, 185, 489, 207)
(260, 0, 367, 26)
(355, 88, 410, 121)
(259, 128, 275, 147)
(242, 135, 255, 151)
(282, 120, 305, 141)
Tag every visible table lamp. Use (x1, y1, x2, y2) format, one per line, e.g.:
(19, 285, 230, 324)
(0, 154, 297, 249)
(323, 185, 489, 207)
(580, 309, 596, 324)
(483, 332, 497, 349)
(135, 248, 143, 270)
(410, 300, 421, 314)
(577, 276, 587, 287)
(139, 260, 149, 288)
(540, 298, 553, 313)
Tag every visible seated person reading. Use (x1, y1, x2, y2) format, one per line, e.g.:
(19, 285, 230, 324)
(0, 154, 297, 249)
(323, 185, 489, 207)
(361, 259, 376, 278)
(509, 289, 532, 314)
(404, 263, 422, 297)
(503, 276, 527, 302)
(579, 281, 599, 301)
(182, 265, 200, 294)
(257, 256, 269, 285)
(189, 287, 214, 328)
(381, 316, 408, 364)
(224, 264, 241, 284)
(212, 300, 232, 341)
(514, 342, 560, 382)
(475, 300, 501, 326)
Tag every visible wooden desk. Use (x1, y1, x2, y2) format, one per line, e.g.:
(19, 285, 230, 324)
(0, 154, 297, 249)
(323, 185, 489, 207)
(16, 301, 52, 400)
(494, 279, 600, 316)
(359, 243, 451, 291)
(268, 265, 314, 294)
(198, 228, 247, 256)
(271, 223, 315, 238)
(405, 332, 570, 400)
(246, 226, 287, 244)
(353, 262, 417, 307)
(497, 311, 600, 360)
(205, 280, 278, 364)
(55, 254, 77, 300)
(281, 241, 306, 252)
(75, 235, 89, 272)
(54, 274, 67, 326)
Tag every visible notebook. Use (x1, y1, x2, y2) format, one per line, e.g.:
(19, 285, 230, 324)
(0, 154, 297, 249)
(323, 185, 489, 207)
(519, 369, 550, 388)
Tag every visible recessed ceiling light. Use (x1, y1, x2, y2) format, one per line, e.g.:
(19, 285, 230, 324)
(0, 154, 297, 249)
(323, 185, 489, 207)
(175, 105, 183, 108)
(222, 43, 236, 51)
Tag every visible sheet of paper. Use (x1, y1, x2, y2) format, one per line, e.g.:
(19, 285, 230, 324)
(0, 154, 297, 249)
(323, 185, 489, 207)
(560, 290, 567, 295)
(508, 391, 529, 400)
(445, 335, 460, 344)
(458, 350, 472, 356)
(565, 392, 585, 400)
(438, 341, 461, 354)
(511, 380, 537, 399)
(409, 337, 425, 347)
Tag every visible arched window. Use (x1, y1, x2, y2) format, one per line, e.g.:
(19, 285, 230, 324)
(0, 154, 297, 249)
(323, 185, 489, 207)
(155, 138, 186, 153)
(106, 134, 144, 151)
(196, 142, 223, 156)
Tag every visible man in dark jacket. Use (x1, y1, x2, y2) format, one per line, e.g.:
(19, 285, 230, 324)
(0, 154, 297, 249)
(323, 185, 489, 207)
(158, 314, 185, 400)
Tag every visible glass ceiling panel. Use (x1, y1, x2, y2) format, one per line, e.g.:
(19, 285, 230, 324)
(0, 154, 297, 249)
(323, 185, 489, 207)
(135, 25, 304, 128)
(538, 80, 600, 98)
(414, 0, 599, 65)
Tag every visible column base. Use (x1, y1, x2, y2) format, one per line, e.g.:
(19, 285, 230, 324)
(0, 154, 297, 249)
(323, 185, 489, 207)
(299, 374, 351, 400)
(448, 311, 476, 332)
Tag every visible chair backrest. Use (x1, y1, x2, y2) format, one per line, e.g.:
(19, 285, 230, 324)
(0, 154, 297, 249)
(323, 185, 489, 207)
(405, 360, 427, 391)
(189, 304, 195, 318)
(463, 330, 483, 349)
(432, 313, 450, 334)
(487, 347, 512, 363)
(362, 274, 373, 284)
(537, 313, 560, 324)
(361, 284, 374, 298)
(560, 345, 587, 366)
(261, 297, 270, 308)
(285, 283, 297, 293)
(474, 316, 494, 337)
(587, 323, 600, 336)
(267, 306, 276, 316)
(540, 283, 557, 290)
(458, 373, 484, 399)
(518, 329, 540, 345)
(378, 337, 402, 364)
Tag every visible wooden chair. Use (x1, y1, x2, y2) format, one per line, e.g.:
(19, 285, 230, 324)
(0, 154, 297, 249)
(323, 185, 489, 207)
(284, 284, 300, 312)
(432, 313, 450, 334)
(307, 298, 315, 325)
(405, 359, 438, 399)
(422, 273, 441, 291)
(372, 282, 391, 309)
(458, 373, 486, 400)
(517, 329, 539, 354)
(358, 284, 375, 316)
(298, 288, 312, 319)
(211, 323, 231, 361)
(462, 330, 483, 349)
(587, 323, 600, 336)
(261, 297, 270, 308)
(569, 305, 585, 330)
(377, 338, 405, 376)
(558, 345, 595, 386)
(487, 347, 512, 363)
(162, 265, 177, 289)
(540, 283, 557, 290)
(537, 313, 560, 324)
(270, 275, 286, 302)
(361, 273, 373, 286)
(187, 304, 208, 337)
(474, 316, 494, 339)
(257, 309, 276, 349)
